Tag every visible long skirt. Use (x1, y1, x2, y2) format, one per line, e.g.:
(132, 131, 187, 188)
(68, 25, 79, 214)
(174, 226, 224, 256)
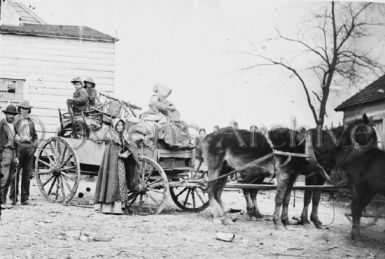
(94, 142, 127, 214)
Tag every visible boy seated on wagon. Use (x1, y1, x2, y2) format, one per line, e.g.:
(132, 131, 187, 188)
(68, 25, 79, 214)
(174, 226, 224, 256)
(66, 77, 89, 115)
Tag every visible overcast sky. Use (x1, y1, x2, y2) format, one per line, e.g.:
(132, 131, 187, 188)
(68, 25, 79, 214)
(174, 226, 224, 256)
(17, 0, 385, 130)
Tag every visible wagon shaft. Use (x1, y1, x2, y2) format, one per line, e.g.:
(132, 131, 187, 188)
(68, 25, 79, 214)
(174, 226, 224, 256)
(224, 183, 338, 191)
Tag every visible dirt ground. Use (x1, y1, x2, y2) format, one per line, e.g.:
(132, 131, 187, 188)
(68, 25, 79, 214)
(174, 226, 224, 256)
(0, 180, 384, 259)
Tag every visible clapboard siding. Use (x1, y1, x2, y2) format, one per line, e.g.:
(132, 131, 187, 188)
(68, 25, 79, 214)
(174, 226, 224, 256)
(0, 57, 114, 72)
(0, 34, 115, 139)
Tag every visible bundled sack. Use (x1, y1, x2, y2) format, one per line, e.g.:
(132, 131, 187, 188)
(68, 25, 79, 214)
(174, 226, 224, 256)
(128, 121, 157, 148)
(158, 122, 192, 148)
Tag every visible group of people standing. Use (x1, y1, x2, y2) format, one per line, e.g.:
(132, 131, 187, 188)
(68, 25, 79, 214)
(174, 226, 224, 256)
(0, 101, 37, 209)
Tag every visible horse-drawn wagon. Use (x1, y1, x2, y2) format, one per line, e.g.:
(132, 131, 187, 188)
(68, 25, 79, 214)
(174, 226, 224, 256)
(34, 93, 209, 215)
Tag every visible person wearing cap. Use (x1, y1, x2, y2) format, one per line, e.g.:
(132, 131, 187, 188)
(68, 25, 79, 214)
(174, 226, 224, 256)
(83, 77, 100, 107)
(11, 100, 38, 205)
(0, 105, 19, 209)
(67, 77, 89, 114)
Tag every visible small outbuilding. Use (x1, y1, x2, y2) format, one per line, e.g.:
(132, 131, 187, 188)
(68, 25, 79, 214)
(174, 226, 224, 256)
(335, 75, 385, 150)
(0, 0, 118, 137)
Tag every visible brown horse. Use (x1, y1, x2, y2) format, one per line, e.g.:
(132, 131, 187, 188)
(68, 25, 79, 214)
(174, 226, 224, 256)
(201, 127, 274, 223)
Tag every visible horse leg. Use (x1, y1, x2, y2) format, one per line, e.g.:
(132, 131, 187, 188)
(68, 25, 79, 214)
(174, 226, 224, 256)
(281, 174, 296, 226)
(351, 185, 375, 241)
(273, 169, 290, 230)
(207, 167, 222, 218)
(214, 177, 227, 216)
(243, 189, 254, 220)
(299, 189, 312, 226)
(309, 174, 325, 229)
(251, 190, 263, 219)
(310, 189, 323, 229)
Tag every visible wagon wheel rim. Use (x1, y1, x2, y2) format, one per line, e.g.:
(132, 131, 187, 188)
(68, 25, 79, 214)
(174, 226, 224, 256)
(125, 156, 169, 215)
(169, 170, 209, 212)
(35, 137, 80, 204)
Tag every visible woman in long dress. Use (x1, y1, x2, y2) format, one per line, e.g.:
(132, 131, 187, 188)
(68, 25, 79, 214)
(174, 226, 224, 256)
(92, 118, 130, 214)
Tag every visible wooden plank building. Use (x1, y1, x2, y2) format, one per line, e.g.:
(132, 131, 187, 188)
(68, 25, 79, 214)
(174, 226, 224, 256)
(0, 1, 117, 139)
(335, 75, 385, 150)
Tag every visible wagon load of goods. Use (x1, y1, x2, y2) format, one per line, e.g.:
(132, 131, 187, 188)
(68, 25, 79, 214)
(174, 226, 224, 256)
(128, 84, 194, 149)
(128, 121, 193, 149)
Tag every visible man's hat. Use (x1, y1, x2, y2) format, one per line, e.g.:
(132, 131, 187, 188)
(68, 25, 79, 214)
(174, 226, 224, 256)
(3, 104, 19, 115)
(18, 100, 33, 109)
(84, 77, 95, 86)
(71, 77, 84, 85)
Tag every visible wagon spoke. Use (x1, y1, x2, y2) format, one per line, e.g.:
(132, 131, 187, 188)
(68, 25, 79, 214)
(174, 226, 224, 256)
(183, 189, 191, 207)
(195, 189, 206, 204)
(37, 169, 53, 175)
(38, 159, 53, 168)
(144, 168, 155, 183)
(41, 149, 55, 166)
(61, 175, 72, 192)
(147, 193, 160, 206)
(48, 141, 59, 161)
(47, 177, 57, 196)
(60, 154, 74, 168)
(61, 172, 76, 182)
(141, 161, 145, 181)
(191, 189, 196, 208)
(176, 187, 188, 198)
(55, 176, 60, 200)
(59, 145, 68, 165)
(147, 178, 162, 187)
(42, 175, 55, 187)
(126, 193, 138, 208)
(60, 176, 66, 200)
(61, 166, 76, 171)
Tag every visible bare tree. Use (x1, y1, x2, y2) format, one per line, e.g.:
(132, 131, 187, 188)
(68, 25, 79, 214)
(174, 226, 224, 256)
(244, 1, 385, 128)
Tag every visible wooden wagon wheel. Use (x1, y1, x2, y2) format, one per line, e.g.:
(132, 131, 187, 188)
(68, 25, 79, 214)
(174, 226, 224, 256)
(34, 137, 81, 203)
(125, 155, 169, 215)
(169, 170, 209, 212)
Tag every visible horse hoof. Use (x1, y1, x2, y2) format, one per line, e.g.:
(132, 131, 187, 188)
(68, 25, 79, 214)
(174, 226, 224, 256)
(351, 229, 360, 241)
(281, 219, 291, 226)
(254, 212, 264, 219)
(243, 214, 253, 221)
(312, 220, 324, 229)
(284, 225, 294, 231)
(274, 224, 284, 231)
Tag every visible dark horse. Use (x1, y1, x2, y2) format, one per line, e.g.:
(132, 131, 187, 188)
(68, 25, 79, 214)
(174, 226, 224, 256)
(201, 127, 275, 223)
(333, 115, 382, 240)
(202, 126, 339, 227)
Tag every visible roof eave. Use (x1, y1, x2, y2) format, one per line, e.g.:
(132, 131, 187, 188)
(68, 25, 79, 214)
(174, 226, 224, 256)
(0, 31, 118, 43)
(335, 98, 385, 112)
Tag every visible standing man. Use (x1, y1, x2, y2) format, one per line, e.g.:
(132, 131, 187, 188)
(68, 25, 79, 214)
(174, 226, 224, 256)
(0, 104, 19, 209)
(66, 77, 89, 114)
(11, 100, 38, 205)
(83, 77, 99, 107)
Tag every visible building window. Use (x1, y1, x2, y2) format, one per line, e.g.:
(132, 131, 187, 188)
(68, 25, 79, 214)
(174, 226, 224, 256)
(0, 78, 25, 104)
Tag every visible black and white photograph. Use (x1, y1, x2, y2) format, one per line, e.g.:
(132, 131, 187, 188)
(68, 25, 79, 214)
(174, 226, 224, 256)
(0, 0, 384, 258)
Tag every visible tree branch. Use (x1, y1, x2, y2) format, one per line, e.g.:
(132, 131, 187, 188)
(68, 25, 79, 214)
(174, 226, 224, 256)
(252, 53, 319, 123)
(275, 29, 328, 63)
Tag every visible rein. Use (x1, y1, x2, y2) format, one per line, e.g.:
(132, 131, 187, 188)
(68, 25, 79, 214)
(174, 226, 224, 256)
(205, 153, 275, 183)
